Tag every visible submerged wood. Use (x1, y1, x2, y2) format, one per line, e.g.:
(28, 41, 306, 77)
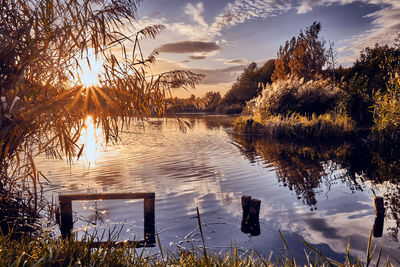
(241, 195, 261, 236)
(59, 192, 155, 246)
(373, 196, 385, 237)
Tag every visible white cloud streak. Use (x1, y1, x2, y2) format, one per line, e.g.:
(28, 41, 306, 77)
(296, 0, 400, 64)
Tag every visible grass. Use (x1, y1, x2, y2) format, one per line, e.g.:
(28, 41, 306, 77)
(0, 231, 396, 266)
(1, 210, 398, 266)
(234, 113, 355, 139)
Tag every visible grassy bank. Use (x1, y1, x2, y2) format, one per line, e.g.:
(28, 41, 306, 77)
(0, 231, 396, 266)
(234, 113, 355, 140)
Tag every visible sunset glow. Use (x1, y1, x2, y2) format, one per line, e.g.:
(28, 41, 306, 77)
(83, 115, 98, 165)
(78, 51, 103, 87)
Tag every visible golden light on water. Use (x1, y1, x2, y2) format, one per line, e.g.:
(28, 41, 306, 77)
(82, 115, 100, 166)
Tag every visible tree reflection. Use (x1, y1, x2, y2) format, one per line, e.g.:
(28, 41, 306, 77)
(231, 134, 400, 240)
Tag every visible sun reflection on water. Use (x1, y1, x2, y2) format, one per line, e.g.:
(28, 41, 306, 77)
(82, 115, 100, 166)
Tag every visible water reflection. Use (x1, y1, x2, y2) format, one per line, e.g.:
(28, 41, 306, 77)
(80, 115, 102, 166)
(35, 115, 400, 262)
(232, 134, 400, 242)
(241, 196, 261, 236)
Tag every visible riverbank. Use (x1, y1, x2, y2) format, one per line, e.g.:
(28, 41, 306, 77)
(1, 230, 396, 266)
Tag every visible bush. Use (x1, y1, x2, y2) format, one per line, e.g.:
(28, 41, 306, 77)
(234, 117, 265, 135)
(245, 76, 340, 119)
(235, 113, 355, 139)
(372, 76, 400, 142)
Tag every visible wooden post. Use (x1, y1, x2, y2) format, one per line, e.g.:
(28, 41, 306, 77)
(374, 196, 385, 216)
(241, 196, 261, 236)
(249, 199, 261, 218)
(373, 196, 385, 237)
(241, 196, 251, 234)
(144, 194, 155, 244)
(59, 197, 73, 238)
(242, 196, 251, 214)
(58, 192, 156, 246)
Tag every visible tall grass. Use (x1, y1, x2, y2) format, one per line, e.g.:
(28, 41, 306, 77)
(244, 76, 340, 118)
(372, 76, 400, 143)
(234, 113, 355, 139)
(1, 225, 397, 266)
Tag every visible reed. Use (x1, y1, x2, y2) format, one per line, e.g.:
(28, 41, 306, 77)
(1, 211, 397, 266)
(234, 113, 355, 139)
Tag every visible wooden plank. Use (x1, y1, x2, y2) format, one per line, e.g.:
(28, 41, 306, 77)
(76, 240, 156, 248)
(58, 192, 156, 244)
(59, 192, 155, 201)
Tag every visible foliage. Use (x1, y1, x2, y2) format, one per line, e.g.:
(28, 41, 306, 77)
(233, 117, 266, 135)
(235, 113, 354, 140)
(0, 0, 203, 233)
(0, 230, 396, 266)
(337, 42, 400, 126)
(244, 76, 340, 118)
(338, 74, 372, 127)
(218, 60, 275, 113)
(167, 91, 221, 113)
(272, 22, 326, 81)
(372, 76, 400, 142)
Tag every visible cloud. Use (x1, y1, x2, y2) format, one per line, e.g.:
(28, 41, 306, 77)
(189, 65, 244, 85)
(189, 55, 206, 60)
(225, 58, 249, 65)
(208, 0, 292, 38)
(295, 0, 400, 64)
(156, 41, 221, 54)
(297, 0, 323, 14)
(139, 1, 293, 42)
(185, 2, 208, 28)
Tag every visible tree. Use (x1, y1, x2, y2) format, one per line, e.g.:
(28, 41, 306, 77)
(0, 0, 202, 231)
(258, 59, 276, 84)
(326, 41, 338, 81)
(272, 22, 326, 81)
(272, 37, 296, 81)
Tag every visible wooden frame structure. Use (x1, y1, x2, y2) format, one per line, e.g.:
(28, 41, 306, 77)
(59, 192, 155, 247)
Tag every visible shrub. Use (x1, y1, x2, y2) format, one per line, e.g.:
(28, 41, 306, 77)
(245, 76, 340, 119)
(372, 76, 400, 142)
(234, 117, 265, 135)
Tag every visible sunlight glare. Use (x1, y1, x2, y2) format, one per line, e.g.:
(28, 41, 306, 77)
(78, 49, 103, 87)
(84, 115, 97, 165)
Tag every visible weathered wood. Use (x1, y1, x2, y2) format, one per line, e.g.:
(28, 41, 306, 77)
(58, 192, 156, 245)
(373, 214, 384, 238)
(241, 196, 261, 236)
(241, 195, 251, 218)
(144, 196, 155, 244)
(374, 196, 385, 216)
(59, 192, 155, 201)
(77, 240, 155, 248)
(249, 199, 261, 218)
(59, 198, 73, 238)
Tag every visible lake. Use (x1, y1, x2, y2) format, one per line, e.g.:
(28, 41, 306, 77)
(35, 114, 400, 263)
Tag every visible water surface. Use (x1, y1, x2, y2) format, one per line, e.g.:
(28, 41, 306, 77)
(36, 114, 400, 262)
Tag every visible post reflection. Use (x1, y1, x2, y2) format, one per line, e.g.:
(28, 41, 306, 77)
(241, 195, 261, 236)
(231, 134, 400, 242)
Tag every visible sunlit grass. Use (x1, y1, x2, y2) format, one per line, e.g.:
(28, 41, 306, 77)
(0, 229, 397, 266)
(234, 113, 355, 139)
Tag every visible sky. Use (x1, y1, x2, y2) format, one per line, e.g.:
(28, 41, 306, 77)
(128, 0, 400, 97)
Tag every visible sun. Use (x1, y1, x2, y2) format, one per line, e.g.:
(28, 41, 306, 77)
(77, 49, 103, 87)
